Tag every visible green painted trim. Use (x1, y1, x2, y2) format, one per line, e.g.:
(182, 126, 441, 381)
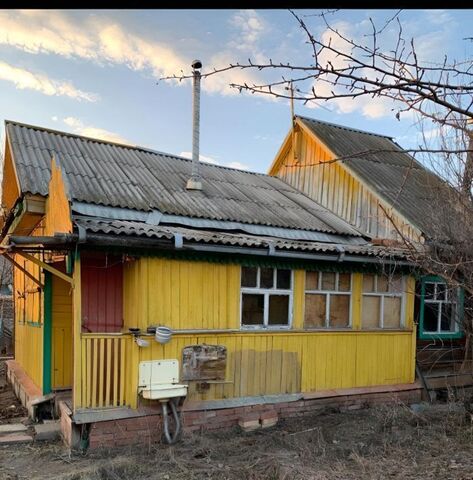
(78, 245, 416, 275)
(419, 275, 464, 340)
(42, 271, 53, 395)
(66, 253, 73, 275)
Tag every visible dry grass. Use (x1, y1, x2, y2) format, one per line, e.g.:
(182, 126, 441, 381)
(1, 400, 473, 480)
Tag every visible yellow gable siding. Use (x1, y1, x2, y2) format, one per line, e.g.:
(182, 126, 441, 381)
(44, 158, 72, 236)
(272, 127, 422, 242)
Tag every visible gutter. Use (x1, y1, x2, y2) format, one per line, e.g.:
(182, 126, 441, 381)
(7, 232, 415, 267)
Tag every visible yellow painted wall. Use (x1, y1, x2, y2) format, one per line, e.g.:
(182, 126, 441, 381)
(123, 258, 240, 331)
(270, 125, 422, 242)
(13, 252, 43, 390)
(77, 256, 418, 410)
(51, 274, 73, 389)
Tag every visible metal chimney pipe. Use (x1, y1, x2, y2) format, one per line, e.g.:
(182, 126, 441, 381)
(186, 60, 203, 191)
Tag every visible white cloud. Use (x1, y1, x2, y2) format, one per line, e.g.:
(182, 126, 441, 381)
(0, 10, 189, 82)
(0, 60, 98, 101)
(63, 117, 131, 144)
(180, 151, 249, 170)
(51, 116, 58, 121)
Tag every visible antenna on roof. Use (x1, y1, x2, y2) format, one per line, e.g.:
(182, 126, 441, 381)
(186, 60, 203, 191)
(286, 81, 299, 162)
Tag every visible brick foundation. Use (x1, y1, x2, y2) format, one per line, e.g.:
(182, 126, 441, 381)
(67, 386, 421, 450)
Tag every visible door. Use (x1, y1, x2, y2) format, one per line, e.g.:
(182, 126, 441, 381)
(51, 272, 73, 390)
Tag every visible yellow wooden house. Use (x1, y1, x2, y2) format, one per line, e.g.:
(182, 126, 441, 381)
(1, 120, 420, 449)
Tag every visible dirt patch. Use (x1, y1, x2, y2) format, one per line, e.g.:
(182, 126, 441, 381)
(0, 360, 27, 423)
(1, 399, 473, 480)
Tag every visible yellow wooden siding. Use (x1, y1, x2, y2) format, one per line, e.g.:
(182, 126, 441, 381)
(51, 274, 73, 389)
(271, 126, 422, 242)
(1, 139, 21, 216)
(13, 253, 43, 389)
(76, 330, 414, 409)
(72, 257, 420, 411)
(123, 258, 240, 331)
(44, 158, 72, 236)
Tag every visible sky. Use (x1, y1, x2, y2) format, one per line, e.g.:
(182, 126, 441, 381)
(0, 9, 472, 173)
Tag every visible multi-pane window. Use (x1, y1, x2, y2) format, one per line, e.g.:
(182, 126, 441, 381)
(361, 274, 404, 329)
(304, 272, 352, 328)
(421, 279, 460, 335)
(241, 267, 292, 329)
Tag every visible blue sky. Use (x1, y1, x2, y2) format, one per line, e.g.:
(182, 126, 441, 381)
(0, 9, 471, 173)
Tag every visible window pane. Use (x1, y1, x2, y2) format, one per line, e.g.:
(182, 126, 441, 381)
(377, 275, 389, 293)
(242, 294, 264, 326)
(306, 271, 319, 290)
(423, 302, 439, 332)
(241, 267, 257, 288)
(436, 283, 446, 301)
(338, 273, 351, 292)
(424, 283, 435, 300)
(363, 274, 375, 293)
(277, 269, 291, 289)
(329, 295, 350, 327)
(321, 272, 336, 291)
(440, 303, 455, 332)
(384, 297, 401, 328)
(268, 295, 289, 325)
(362, 296, 380, 328)
(389, 275, 403, 293)
(260, 268, 274, 288)
(304, 294, 326, 328)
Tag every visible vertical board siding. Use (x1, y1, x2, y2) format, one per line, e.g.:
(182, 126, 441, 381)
(51, 271, 73, 389)
(80, 256, 419, 411)
(81, 254, 123, 333)
(123, 258, 240, 331)
(275, 130, 422, 242)
(78, 331, 413, 409)
(13, 253, 43, 390)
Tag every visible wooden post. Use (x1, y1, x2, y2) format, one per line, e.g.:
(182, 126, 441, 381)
(351, 273, 363, 330)
(72, 252, 82, 410)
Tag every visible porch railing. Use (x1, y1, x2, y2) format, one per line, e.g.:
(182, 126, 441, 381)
(80, 334, 128, 408)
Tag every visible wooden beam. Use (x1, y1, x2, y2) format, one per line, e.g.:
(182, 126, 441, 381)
(72, 252, 82, 411)
(15, 251, 74, 286)
(3, 253, 44, 289)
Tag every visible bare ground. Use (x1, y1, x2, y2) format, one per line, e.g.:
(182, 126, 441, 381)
(1, 398, 473, 480)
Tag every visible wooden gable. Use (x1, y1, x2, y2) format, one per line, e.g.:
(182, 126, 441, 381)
(269, 119, 423, 243)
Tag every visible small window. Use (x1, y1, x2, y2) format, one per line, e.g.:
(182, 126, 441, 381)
(240, 267, 292, 329)
(420, 278, 462, 337)
(304, 271, 352, 328)
(361, 273, 404, 329)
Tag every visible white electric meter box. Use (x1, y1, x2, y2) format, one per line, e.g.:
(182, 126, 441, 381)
(138, 360, 188, 401)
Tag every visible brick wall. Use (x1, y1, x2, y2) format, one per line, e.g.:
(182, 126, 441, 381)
(82, 388, 421, 450)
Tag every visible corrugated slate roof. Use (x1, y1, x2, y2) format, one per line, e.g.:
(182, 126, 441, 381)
(74, 216, 404, 258)
(6, 120, 361, 236)
(297, 115, 458, 237)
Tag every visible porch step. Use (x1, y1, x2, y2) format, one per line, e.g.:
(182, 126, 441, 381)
(0, 423, 27, 434)
(0, 432, 33, 444)
(34, 421, 61, 441)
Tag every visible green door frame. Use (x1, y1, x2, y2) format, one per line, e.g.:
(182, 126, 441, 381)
(42, 271, 52, 395)
(419, 275, 464, 340)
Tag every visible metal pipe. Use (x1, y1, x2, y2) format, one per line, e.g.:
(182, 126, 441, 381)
(7, 233, 413, 266)
(161, 399, 182, 444)
(186, 60, 203, 191)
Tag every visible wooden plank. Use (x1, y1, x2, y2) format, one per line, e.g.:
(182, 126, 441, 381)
(105, 339, 112, 407)
(72, 253, 82, 410)
(98, 338, 105, 408)
(113, 338, 119, 406)
(120, 338, 126, 406)
(16, 252, 73, 286)
(91, 339, 98, 408)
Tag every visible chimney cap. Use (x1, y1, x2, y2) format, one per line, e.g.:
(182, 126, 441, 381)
(192, 59, 202, 70)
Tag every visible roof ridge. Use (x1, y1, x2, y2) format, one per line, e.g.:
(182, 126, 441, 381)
(296, 114, 394, 139)
(5, 119, 271, 178)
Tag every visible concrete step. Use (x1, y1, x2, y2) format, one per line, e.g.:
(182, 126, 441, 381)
(34, 421, 61, 441)
(0, 432, 33, 444)
(0, 423, 28, 434)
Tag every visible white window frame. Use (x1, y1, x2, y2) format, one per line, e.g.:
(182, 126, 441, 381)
(423, 281, 460, 334)
(240, 267, 293, 330)
(362, 274, 406, 329)
(304, 271, 353, 329)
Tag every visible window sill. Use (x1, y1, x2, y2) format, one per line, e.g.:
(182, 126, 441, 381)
(419, 331, 463, 340)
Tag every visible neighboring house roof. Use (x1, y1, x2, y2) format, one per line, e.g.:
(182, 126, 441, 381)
(6, 120, 361, 237)
(297, 115, 459, 238)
